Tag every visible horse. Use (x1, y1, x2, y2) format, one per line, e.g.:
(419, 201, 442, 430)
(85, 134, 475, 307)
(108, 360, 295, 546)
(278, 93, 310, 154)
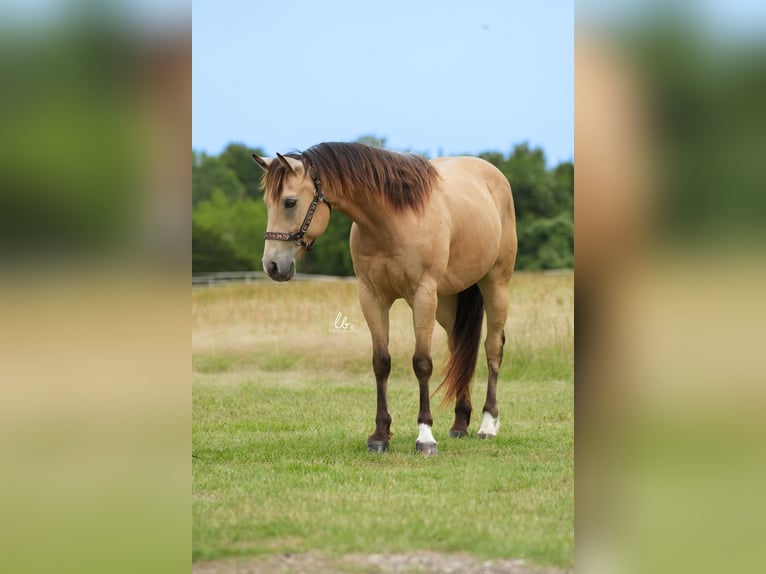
(253, 142, 516, 455)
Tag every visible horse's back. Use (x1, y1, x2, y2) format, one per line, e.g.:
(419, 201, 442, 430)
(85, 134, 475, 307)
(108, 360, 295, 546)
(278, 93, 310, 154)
(432, 156, 514, 214)
(349, 155, 516, 298)
(430, 156, 517, 289)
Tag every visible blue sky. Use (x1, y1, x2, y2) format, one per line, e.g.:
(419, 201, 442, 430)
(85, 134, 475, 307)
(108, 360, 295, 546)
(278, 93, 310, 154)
(193, 0, 573, 165)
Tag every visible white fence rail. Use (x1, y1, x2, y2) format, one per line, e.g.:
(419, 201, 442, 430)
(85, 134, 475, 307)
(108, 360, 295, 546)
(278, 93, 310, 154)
(192, 269, 571, 287)
(192, 271, 356, 287)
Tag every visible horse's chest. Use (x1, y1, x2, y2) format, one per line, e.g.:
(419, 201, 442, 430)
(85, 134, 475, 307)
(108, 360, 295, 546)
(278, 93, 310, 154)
(356, 254, 422, 298)
(350, 223, 447, 298)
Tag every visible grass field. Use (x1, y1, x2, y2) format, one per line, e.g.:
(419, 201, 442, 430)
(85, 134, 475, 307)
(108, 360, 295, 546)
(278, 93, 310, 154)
(192, 272, 573, 568)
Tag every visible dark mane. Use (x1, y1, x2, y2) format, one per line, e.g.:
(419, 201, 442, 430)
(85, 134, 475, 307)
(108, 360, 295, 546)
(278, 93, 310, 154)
(262, 142, 438, 213)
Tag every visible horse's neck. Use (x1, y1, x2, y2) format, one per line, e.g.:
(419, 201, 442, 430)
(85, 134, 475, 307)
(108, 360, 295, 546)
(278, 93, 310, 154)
(329, 194, 401, 242)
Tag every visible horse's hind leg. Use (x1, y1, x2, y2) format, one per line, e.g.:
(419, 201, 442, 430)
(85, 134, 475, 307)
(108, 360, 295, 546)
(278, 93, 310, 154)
(436, 295, 472, 437)
(478, 274, 511, 438)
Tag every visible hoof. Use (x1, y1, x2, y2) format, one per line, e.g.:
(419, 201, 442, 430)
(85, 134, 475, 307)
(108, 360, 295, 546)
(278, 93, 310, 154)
(477, 413, 499, 439)
(367, 441, 388, 453)
(415, 442, 439, 456)
(448, 430, 468, 438)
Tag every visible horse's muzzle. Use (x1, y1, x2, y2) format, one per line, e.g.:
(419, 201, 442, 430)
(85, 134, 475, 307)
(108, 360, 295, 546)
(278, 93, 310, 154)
(264, 259, 295, 282)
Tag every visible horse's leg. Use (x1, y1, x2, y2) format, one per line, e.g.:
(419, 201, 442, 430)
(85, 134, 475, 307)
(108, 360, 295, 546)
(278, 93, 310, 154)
(411, 285, 439, 456)
(359, 285, 393, 453)
(436, 295, 472, 437)
(477, 275, 511, 438)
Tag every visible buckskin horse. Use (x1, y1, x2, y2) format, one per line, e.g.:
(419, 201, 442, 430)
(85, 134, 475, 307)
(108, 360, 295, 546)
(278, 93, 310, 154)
(253, 142, 516, 455)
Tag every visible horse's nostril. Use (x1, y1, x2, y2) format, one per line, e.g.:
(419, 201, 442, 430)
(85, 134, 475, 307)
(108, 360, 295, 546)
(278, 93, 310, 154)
(268, 261, 278, 275)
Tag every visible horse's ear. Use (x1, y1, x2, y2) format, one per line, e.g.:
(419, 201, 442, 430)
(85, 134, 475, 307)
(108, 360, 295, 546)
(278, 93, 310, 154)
(276, 153, 304, 174)
(252, 154, 272, 170)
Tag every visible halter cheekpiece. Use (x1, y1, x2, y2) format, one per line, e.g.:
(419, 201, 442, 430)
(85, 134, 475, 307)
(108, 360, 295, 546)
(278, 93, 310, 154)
(263, 162, 331, 252)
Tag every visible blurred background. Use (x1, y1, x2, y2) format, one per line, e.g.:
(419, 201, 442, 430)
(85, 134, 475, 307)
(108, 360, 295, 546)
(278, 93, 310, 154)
(0, 1, 189, 573)
(576, 1, 766, 573)
(4, 0, 766, 571)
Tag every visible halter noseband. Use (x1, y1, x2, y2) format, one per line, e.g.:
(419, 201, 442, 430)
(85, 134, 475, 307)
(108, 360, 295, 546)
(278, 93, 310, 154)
(263, 163, 331, 252)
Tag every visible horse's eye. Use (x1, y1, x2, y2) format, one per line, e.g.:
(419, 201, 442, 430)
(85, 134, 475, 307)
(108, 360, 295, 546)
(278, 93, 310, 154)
(283, 198, 297, 209)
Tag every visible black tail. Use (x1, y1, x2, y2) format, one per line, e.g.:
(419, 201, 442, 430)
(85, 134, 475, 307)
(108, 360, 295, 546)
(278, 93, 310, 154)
(432, 284, 484, 409)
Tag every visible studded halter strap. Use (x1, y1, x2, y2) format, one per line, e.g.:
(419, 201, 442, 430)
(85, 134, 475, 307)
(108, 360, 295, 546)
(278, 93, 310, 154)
(263, 164, 331, 252)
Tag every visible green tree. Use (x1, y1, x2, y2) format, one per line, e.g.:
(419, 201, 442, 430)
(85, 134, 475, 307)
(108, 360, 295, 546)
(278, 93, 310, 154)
(192, 220, 250, 273)
(192, 189, 267, 270)
(355, 134, 387, 148)
(516, 213, 574, 270)
(220, 143, 267, 200)
(504, 143, 557, 221)
(551, 161, 574, 216)
(192, 152, 244, 206)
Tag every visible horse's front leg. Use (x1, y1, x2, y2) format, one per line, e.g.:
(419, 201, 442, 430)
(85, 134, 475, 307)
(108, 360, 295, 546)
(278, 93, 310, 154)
(359, 285, 393, 453)
(411, 284, 439, 456)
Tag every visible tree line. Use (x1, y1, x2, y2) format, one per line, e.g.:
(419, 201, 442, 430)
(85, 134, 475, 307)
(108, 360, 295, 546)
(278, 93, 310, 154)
(192, 137, 573, 275)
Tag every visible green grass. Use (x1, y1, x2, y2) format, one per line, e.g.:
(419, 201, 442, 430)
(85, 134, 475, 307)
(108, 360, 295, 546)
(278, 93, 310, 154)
(192, 273, 573, 568)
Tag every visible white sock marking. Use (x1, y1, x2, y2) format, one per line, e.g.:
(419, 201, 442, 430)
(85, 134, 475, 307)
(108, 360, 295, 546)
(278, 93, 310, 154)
(478, 411, 499, 436)
(416, 423, 437, 444)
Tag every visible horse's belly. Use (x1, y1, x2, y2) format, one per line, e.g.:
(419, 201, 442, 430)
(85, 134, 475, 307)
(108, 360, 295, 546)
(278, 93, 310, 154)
(439, 244, 497, 294)
(438, 198, 502, 294)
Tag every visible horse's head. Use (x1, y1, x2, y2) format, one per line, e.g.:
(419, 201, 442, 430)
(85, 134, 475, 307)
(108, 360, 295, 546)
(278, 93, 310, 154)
(253, 152, 331, 281)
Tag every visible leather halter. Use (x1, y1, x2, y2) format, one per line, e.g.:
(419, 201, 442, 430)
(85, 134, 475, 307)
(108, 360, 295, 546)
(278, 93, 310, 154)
(263, 164, 331, 252)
